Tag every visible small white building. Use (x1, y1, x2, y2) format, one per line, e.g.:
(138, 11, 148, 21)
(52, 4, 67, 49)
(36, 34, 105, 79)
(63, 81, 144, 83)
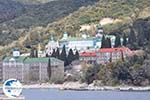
(45, 36, 59, 55)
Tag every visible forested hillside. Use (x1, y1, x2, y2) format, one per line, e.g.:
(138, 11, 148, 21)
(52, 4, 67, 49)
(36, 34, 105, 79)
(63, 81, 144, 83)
(0, 0, 149, 58)
(0, 0, 98, 45)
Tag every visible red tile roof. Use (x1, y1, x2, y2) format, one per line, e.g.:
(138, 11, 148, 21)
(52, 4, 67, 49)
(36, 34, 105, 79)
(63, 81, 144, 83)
(80, 47, 132, 57)
(80, 51, 96, 57)
(97, 47, 132, 53)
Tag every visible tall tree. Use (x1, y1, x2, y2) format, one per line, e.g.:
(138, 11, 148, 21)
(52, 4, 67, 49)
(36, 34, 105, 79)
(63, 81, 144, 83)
(123, 34, 127, 46)
(128, 27, 136, 45)
(105, 38, 111, 48)
(30, 47, 38, 58)
(55, 48, 60, 59)
(30, 48, 34, 57)
(114, 34, 121, 47)
(47, 58, 51, 80)
(67, 49, 74, 65)
(75, 50, 79, 60)
(101, 35, 106, 48)
(60, 45, 68, 66)
(51, 49, 56, 57)
(46, 53, 49, 57)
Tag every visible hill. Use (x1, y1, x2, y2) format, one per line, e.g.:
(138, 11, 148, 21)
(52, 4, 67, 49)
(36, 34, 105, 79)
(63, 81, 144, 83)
(0, 0, 25, 23)
(0, 0, 149, 58)
(0, 0, 98, 45)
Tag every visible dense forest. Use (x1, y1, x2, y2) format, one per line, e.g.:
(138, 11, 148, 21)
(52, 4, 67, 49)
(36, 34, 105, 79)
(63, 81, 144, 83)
(0, 0, 98, 45)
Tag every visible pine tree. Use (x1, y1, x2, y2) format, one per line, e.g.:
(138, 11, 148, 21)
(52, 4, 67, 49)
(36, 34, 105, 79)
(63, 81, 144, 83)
(75, 50, 79, 60)
(30, 48, 34, 57)
(60, 45, 68, 66)
(51, 49, 56, 57)
(67, 49, 74, 65)
(114, 34, 121, 47)
(108, 38, 112, 48)
(101, 35, 106, 48)
(128, 27, 136, 45)
(105, 38, 111, 48)
(55, 48, 60, 59)
(46, 53, 49, 57)
(30, 48, 38, 58)
(123, 34, 127, 46)
(47, 58, 51, 80)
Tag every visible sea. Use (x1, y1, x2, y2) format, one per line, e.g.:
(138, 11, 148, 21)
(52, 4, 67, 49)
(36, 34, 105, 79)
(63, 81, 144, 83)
(23, 89, 150, 100)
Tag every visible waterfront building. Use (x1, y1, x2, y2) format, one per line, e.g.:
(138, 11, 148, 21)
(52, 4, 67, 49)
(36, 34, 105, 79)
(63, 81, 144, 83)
(96, 47, 132, 64)
(80, 51, 97, 64)
(79, 47, 132, 64)
(24, 57, 64, 83)
(2, 56, 26, 82)
(2, 49, 64, 83)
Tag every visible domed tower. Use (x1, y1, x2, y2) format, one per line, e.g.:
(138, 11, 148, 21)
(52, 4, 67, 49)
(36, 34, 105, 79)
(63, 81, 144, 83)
(45, 34, 59, 56)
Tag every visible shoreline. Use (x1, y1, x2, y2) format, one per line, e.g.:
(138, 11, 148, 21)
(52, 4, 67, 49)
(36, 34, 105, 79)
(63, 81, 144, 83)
(22, 82, 150, 92)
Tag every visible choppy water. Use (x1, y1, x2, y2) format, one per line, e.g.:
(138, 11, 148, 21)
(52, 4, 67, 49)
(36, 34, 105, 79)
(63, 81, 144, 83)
(23, 89, 150, 100)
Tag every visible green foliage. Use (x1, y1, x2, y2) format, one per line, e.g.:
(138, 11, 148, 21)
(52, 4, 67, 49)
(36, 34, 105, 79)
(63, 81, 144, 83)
(80, 51, 150, 86)
(55, 48, 60, 59)
(60, 45, 67, 66)
(67, 49, 75, 65)
(114, 34, 121, 47)
(51, 49, 56, 57)
(106, 38, 112, 48)
(101, 35, 106, 48)
(75, 50, 79, 60)
(123, 33, 127, 46)
(101, 35, 112, 48)
(47, 58, 51, 80)
(128, 27, 136, 45)
(82, 65, 100, 84)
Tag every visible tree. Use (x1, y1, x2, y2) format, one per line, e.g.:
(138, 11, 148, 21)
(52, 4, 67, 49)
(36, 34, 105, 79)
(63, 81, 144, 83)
(75, 50, 79, 60)
(105, 38, 111, 48)
(55, 48, 60, 59)
(101, 35, 106, 48)
(30, 47, 38, 58)
(67, 49, 75, 65)
(123, 34, 127, 46)
(128, 27, 136, 45)
(30, 48, 34, 57)
(51, 49, 56, 57)
(46, 53, 49, 57)
(60, 45, 68, 66)
(47, 58, 51, 80)
(114, 34, 121, 47)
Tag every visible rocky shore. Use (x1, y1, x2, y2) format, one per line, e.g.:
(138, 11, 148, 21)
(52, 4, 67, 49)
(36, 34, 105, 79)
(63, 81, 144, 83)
(23, 82, 150, 91)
